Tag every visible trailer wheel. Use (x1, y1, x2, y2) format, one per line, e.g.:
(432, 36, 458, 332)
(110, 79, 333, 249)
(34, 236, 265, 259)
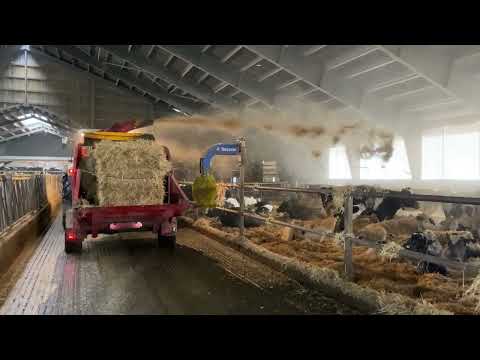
(158, 234, 176, 251)
(65, 241, 82, 254)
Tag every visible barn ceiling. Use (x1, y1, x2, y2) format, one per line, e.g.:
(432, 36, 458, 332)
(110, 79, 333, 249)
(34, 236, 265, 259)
(3, 45, 480, 137)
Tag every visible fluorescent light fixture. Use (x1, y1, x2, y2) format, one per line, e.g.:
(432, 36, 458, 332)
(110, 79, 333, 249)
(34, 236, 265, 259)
(172, 107, 182, 113)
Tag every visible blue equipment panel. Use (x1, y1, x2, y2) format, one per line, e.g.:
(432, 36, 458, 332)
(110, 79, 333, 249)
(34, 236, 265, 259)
(200, 143, 241, 174)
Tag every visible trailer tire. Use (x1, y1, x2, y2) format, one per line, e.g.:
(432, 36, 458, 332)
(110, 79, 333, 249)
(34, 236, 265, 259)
(158, 234, 176, 251)
(65, 241, 82, 254)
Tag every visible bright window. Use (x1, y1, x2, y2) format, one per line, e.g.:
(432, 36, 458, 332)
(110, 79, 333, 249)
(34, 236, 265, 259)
(422, 125, 480, 180)
(329, 145, 351, 179)
(360, 137, 412, 180)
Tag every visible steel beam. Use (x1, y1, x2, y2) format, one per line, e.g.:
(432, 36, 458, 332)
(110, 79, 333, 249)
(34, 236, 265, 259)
(164, 54, 174, 67)
(156, 45, 275, 108)
(366, 74, 420, 93)
(147, 45, 156, 58)
(378, 46, 455, 92)
(54, 45, 200, 115)
(404, 98, 461, 113)
(181, 63, 194, 78)
(28, 47, 152, 110)
(326, 45, 379, 70)
(221, 46, 242, 63)
(302, 45, 327, 56)
(214, 81, 229, 93)
(377, 45, 480, 120)
(296, 87, 318, 98)
(244, 45, 398, 129)
(258, 67, 282, 82)
(240, 56, 262, 72)
(346, 60, 396, 79)
(384, 85, 435, 102)
(276, 77, 300, 90)
(0, 156, 71, 161)
(100, 45, 239, 111)
(197, 72, 209, 84)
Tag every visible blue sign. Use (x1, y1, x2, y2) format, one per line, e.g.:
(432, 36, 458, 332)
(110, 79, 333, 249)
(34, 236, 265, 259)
(201, 143, 241, 174)
(214, 144, 240, 155)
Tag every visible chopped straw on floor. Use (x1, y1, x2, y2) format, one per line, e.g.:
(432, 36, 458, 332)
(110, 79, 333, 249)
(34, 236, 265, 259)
(377, 291, 452, 315)
(463, 273, 480, 313)
(379, 241, 403, 261)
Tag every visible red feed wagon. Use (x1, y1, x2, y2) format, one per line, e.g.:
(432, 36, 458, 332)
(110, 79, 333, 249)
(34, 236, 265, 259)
(63, 122, 190, 253)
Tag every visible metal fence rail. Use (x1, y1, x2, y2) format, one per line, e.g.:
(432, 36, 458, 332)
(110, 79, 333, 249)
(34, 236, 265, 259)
(0, 175, 51, 234)
(182, 180, 480, 277)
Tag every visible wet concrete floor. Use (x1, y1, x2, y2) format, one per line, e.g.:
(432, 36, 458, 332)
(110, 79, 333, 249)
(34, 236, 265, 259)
(0, 214, 357, 315)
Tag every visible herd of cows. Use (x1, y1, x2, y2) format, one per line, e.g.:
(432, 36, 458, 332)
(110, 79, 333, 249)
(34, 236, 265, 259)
(180, 183, 480, 275)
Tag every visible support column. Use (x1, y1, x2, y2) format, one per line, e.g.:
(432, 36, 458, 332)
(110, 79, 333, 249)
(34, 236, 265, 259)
(403, 132, 423, 181)
(319, 151, 329, 183)
(346, 145, 360, 181)
(24, 49, 28, 104)
(90, 79, 95, 128)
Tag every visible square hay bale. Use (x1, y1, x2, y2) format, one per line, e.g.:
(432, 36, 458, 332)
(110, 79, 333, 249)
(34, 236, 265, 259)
(93, 139, 171, 206)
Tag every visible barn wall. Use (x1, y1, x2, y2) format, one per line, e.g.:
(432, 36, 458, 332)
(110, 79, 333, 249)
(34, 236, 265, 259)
(0, 50, 161, 129)
(0, 133, 71, 157)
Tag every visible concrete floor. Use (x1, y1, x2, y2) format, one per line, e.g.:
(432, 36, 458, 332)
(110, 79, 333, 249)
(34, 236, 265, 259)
(0, 214, 357, 315)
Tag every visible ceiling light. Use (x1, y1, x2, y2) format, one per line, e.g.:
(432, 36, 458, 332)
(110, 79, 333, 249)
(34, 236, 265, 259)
(172, 107, 182, 113)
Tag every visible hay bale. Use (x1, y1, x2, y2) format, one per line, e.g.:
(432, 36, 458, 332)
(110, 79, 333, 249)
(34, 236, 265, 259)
(93, 140, 171, 207)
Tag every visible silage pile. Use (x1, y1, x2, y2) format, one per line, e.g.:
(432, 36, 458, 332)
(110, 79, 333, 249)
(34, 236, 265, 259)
(93, 140, 172, 206)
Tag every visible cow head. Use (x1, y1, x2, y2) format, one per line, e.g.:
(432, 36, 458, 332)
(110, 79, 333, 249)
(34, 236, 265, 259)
(442, 232, 474, 262)
(399, 188, 419, 209)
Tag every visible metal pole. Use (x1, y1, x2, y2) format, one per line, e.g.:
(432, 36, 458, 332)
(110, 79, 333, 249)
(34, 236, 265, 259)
(239, 138, 246, 241)
(90, 79, 95, 128)
(344, 191, 354, 280)
(24, 49, 28, 105)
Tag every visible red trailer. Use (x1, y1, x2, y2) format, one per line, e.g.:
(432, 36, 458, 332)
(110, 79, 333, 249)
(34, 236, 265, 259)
(63, 126, 190, 253)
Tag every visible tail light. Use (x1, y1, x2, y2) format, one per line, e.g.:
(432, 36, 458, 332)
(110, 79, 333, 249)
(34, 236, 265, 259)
(68, 168, 75, 177)
(66, 229, 76, 242)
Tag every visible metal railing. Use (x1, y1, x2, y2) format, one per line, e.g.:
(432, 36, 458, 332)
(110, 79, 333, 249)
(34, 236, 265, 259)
(181, 181, 480, 278)
(0, 174, 55, 234)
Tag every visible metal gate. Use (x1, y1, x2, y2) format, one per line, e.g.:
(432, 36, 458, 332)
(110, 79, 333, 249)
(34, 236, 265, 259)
(0, 174, 55, 234)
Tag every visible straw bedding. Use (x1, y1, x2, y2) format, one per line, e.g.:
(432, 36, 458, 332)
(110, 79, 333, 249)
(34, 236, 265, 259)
(92, 140, 171, 206)
(196, 216, 480, 314)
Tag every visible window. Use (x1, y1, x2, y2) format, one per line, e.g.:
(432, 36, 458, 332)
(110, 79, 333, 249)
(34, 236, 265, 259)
(329, 145, 351, 179)
(17, 113, 55, 132)
(360, 137, 411, 180)
(422, 125, 480, 180)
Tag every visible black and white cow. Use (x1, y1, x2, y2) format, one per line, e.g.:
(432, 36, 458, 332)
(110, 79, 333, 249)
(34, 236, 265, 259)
(207, 196, 273, 228)
(277, 194, 326, 220)
(403, 232, 447, 275)
(372, 188, 419, 221)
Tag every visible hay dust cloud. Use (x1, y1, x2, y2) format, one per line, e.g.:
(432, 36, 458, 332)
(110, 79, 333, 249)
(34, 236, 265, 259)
(150, 97, 395, 183)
